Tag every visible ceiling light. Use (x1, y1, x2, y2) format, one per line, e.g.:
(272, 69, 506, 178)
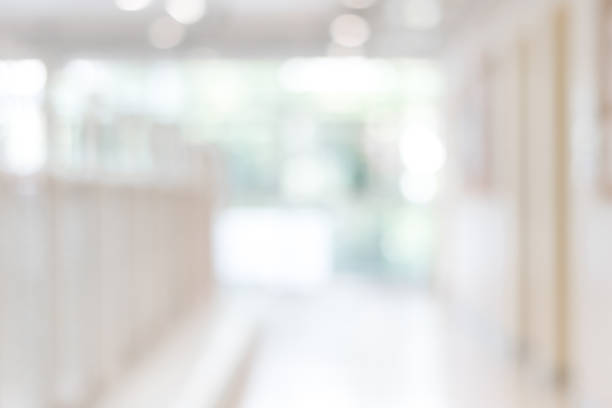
(340, 0, 377, 10)
(330, 14, 371, 48)
(165, 0, 207, 25)
(149, 16, 186, 49)
(115, 0, 152, 11)
(404, 0, 442, 30)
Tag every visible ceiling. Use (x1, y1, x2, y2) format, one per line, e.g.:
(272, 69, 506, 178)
(0, 0, 493, 59)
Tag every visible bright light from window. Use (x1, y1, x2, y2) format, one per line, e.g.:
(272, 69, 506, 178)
(397, 111, 444, 203)
(146, 63, 185, 121)
(282, 156, 346, 201)
(165, 0, 207, 24)
(214, 209, 333, 288)
(0, 60, 47, 96)
(61, 59, 110, 94)
(404, 0, 442, 30)
(399, 127, 446, 174)
(400, 172, 437, 203)
(278, 58, 397, 93)
(115, 0, 152, 11)
(5, 107, 46, 175)
(381, 209, 433, 267)
(341, 0, 378, 10)
(149, 16, 186, 49)
(206, 70, 246, 115)
(330, 14, 371, 48)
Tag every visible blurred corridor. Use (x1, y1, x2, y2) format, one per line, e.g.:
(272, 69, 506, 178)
(239, 282, 566, 408)
(1, 0, 611, 407)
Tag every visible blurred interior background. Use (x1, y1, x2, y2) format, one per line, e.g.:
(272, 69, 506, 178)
(0, 0, 609, 407)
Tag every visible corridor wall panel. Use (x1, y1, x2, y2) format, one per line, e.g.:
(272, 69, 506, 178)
(568, 0, 612, 405)
(53, 181, 104, 406)
(0, 177, 54, 408)
(441, 0, 571, 385)
(442, 25, 524, 354)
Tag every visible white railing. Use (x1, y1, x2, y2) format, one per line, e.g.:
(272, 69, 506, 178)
(0, 167, 216, 408)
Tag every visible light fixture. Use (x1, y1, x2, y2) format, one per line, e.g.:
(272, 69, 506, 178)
(148, 16, 186, 49)
(340, 0, 377, 10)
(115, 0, 152, 11)
(165, 0, 207, 25)
(404, 0, 442, 30)
(330, 14, 371, 48)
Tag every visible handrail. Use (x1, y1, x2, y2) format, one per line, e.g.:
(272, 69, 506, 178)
(0, 165, 217, 407)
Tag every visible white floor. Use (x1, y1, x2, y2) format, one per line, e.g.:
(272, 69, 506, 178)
(94, 294, 261, 408)
(238, 282, 568, 408)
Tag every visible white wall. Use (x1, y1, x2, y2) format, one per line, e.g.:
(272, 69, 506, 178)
(442, 0, 612, 405)
(440, 0, 570, 383)
(568, 0, 612, 405)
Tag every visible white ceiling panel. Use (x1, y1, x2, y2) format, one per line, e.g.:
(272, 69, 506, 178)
(0, 0, 489, 58)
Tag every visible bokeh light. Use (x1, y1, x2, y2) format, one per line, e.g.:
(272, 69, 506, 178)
(399, 127, 446, 175)
(330, 14, 371, 48)
(148, 16, 187, 49)
(165, 0, 207, 25)
(114, 0, 152, 11)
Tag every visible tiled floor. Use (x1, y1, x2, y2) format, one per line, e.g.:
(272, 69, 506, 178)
(239, 282, 568, 408)
(93, 296, 260, 408)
